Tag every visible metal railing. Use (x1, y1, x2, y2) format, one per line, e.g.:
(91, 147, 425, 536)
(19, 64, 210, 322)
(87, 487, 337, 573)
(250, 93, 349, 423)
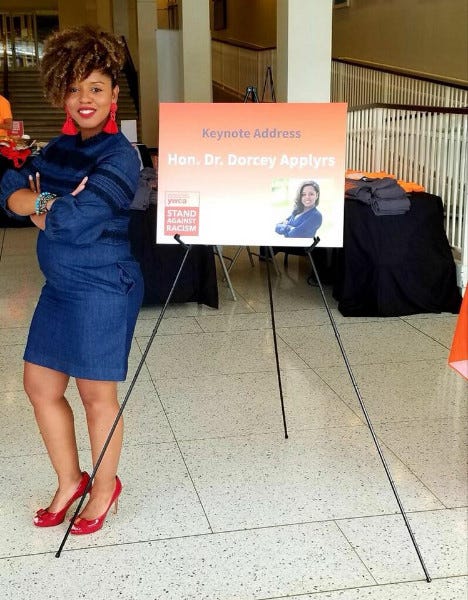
(331, 59, 468, 108)
(211, 38, 276, 100)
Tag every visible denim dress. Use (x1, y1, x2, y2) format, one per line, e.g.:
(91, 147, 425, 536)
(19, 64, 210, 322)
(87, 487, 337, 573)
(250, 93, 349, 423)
(0, 132, 144, 380)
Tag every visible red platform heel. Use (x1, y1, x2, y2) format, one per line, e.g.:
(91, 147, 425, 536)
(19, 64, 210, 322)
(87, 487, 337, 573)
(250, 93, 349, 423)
(70, 476, 122, 535)
(34, 471, 90, 527)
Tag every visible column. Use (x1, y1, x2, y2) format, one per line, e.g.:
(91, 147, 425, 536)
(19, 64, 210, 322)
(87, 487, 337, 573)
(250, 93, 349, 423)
(276, 0, 333, 102)
(136, 0, 159, 146)
(179, 0, 212, 102)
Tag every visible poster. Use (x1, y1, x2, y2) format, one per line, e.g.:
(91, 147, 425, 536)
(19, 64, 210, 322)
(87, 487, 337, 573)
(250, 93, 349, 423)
(157, 102, 347, 247)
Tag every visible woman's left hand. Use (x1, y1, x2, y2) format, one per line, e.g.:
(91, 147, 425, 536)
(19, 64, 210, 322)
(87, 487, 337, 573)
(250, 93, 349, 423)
(29, 172, 41, 194)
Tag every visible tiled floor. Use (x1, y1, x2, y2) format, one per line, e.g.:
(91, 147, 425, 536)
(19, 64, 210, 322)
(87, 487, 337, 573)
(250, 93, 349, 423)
(1, 226, 467, 600)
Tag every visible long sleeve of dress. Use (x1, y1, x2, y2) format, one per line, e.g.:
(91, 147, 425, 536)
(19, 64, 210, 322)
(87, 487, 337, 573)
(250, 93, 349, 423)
(0, 134, 141, 245)
(45, 146, 140, 245)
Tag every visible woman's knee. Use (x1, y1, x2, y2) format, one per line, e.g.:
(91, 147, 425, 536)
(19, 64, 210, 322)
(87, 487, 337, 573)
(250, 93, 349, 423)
(23, 362, 69, 406)
(77, 379, 118, 413)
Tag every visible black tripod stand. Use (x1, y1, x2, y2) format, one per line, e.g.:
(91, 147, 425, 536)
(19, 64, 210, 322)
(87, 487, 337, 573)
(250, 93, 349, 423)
(261, 66, 276, 102)
(243, 85, 260, 103)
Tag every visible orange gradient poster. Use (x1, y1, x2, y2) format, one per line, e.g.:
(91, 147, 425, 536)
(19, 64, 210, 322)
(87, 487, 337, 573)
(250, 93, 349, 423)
(157, 102, 347, 247)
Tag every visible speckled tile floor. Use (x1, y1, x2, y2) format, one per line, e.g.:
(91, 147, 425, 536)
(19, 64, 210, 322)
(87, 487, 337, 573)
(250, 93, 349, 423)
(1, 227, 467, 600)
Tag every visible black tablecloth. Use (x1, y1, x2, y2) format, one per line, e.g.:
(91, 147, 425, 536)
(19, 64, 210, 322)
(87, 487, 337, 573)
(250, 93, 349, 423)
(129, 205, 219, 308)
(333, 192, 461, 316)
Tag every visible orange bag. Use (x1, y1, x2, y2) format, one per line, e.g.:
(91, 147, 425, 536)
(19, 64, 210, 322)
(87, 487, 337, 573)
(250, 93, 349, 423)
(448, 285, 468, 379)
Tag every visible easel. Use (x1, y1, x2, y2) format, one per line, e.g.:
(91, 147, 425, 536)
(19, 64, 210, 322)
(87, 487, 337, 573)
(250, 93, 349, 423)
(261, 66, 276, 102)
(213, 245, 240, 301)
(52, 231, 285, 556)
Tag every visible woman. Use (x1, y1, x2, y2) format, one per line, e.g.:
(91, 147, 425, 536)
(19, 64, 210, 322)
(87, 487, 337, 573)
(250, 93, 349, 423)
(0, 26, 143, 535)
(275, 180, 322, 238)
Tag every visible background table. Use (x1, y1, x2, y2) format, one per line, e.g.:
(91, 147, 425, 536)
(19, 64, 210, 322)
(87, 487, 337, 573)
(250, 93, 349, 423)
(333, 192, 461, 316)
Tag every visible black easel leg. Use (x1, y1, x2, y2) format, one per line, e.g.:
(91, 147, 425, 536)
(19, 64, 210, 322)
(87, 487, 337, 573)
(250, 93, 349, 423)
(304, 238, 431, 583)
(55, 236, 192, 558)
(243, 85, 259, 103)
(265, 250, 288, 439)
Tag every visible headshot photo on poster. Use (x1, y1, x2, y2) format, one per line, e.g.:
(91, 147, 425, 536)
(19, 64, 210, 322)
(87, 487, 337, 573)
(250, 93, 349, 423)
(274, 179, 322, 238)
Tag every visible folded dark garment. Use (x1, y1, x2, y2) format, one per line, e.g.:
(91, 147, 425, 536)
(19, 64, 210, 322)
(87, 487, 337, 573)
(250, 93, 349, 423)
(345, 185, 372, 201)
(372, 207, 408, 216)
(371, 197, 411, 216)
(372, 186, 408, 200)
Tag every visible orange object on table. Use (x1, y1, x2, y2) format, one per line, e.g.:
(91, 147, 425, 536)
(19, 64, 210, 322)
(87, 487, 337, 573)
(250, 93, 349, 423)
(345, 169, 425, 193)
(448, 285, 468, 380)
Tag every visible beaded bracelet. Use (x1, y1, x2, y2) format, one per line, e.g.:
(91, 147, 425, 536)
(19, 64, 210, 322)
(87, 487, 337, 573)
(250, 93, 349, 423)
(34, 192, 57, 215)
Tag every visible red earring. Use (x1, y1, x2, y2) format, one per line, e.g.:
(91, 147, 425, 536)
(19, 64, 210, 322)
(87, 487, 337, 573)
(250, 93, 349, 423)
(103, 102, 118, 134)
(61, 109, 78, 135)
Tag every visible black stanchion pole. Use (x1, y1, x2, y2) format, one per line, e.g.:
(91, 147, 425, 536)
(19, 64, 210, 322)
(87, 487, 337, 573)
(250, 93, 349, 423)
(55, 235, 192, 558)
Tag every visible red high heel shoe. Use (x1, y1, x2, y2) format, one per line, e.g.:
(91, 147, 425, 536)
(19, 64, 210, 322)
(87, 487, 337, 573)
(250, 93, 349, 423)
(34, 471, 90, 527)
(70, 476, 122, 535)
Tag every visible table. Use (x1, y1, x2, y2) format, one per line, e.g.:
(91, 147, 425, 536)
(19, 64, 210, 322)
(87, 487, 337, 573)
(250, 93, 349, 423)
(333, 192, 461, 316)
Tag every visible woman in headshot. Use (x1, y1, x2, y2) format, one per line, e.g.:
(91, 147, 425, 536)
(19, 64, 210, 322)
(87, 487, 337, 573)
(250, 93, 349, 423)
(0, 26, 143, 535)
(275, 180, 322, 238)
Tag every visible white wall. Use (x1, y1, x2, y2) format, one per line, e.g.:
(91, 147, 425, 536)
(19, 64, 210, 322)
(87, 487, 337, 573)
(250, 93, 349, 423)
(332, 0, 468, 83)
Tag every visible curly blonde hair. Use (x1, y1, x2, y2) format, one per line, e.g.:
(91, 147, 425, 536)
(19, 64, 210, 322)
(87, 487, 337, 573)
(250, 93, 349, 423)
(40, 25, 125, 107)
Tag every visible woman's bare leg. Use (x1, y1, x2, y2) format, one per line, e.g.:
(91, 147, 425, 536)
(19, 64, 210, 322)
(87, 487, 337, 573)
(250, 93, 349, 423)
(24, 361, 83, 511)
(75, 378, 123, 519)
